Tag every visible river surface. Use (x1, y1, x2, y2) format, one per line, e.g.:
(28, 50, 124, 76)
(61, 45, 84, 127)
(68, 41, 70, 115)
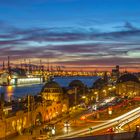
(0, 84, 44, 101)
(0, 76, 99, 101)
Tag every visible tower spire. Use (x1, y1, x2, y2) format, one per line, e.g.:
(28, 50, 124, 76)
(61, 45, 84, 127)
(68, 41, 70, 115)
(2, 61, 5, 70)
(7, 56, 11, 73)
(47, 58, 50, 71)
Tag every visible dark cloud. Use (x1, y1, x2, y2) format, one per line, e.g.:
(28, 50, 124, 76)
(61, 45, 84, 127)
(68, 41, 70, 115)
(1, 27, 90, 42)
(0, 45, 62, 60)
(115, 21, 138, 31)
(0, 40, 24, 46)
(124, 22, 138, 30)
(49, 44, 101, 53)
(0, 20, 140, 70)
(1, 20, 140, 43)
(54, 57, 140, 66)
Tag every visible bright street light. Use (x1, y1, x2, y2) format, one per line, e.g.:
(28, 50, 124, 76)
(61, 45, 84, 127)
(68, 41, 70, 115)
(82, 96, 86, 99)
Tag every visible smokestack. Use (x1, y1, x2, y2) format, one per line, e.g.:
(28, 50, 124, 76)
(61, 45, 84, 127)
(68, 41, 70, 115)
(47, 58, 50, 71)
(7, 56, 11, 73)
(2, 61, 5, 70)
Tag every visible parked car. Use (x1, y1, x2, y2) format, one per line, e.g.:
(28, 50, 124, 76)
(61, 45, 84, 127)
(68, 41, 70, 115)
(106, 127, 115, 133)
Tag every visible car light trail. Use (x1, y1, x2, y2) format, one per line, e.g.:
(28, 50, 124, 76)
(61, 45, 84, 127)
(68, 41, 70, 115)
(55, 107, 140, 139)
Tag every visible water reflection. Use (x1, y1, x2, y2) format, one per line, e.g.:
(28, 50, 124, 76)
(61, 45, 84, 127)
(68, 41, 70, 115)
(0, 84, 44, 101)
(6, 86, 14, 102)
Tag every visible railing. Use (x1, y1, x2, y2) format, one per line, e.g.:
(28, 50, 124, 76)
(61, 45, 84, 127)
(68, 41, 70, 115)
(67, 131, 140, 140)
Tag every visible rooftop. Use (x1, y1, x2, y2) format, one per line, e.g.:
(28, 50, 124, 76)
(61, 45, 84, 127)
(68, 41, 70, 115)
(117, 73, 139, 83)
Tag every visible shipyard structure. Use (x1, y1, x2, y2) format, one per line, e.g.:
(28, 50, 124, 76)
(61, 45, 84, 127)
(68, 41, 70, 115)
(0, 57, 46, 86)
(0, 68, 44, 86)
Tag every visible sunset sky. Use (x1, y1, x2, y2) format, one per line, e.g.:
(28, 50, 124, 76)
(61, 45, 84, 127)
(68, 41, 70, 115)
(0, 0, 140, 71)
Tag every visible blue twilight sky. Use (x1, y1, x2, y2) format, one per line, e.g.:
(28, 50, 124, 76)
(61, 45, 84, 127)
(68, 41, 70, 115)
(0, 0, 140, 71)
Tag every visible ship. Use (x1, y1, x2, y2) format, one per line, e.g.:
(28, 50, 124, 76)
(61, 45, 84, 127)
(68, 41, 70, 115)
(0, 68, 44, 86)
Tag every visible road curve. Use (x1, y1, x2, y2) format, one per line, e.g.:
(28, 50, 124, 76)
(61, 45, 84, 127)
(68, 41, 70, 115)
(55, 106, 140, 139)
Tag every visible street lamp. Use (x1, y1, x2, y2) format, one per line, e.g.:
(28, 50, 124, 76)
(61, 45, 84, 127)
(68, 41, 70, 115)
(113, 86, 116, 89)
(64, 121, 70, 134)
(74, 87, 77, 107)
(103, 90, 107, 97)
(108, 107, 112, 115)
(82, 96, 87, 106)
(103, 90, 106, 93)
(89, 127, 93, 134)
(108, 88, 112, 91)
(94, 91, 99, 102)
(51, 128, 55, 135)
(136, 125, 140, 131)
(133, 125, 140, 139)
(82, 96, 86, 99)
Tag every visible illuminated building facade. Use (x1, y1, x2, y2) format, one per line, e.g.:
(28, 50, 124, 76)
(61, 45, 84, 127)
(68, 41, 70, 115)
(112, 65, 120, 82)
(116, 73, 140, 98)
(41, 81, 63, 101)
(41, 76, 101, 107)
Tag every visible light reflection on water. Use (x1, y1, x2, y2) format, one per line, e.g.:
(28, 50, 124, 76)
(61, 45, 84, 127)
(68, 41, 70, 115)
(0, 84, 44, 101)
(6, 86, 14, 101)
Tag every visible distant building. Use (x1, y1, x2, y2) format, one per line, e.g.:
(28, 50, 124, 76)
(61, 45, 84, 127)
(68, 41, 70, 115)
(41, 81, 68, 114)
(41, 81, 63, 102)
(41, 76, 101, 107)
(0, 68, 43, 86)
(116, 73, 140, 97)
(112, 65, 120, 82)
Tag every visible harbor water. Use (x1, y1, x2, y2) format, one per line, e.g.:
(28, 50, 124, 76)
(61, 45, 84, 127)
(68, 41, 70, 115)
(0, 76, 99, 101)
(0, 84, 44, 101)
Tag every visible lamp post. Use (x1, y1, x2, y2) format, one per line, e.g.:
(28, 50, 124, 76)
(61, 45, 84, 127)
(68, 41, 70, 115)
(82, 96, 87, 107)
(94, 91, 99, 102)
(27, 95, 30, 140)
(51, 126, 56, 136)
(108, 106, 112, 116)
(133, 125, 140, 139)
(74, 87, 77, 106)
(64, 121, 70, 134)
(103, 89, 107, 97)
(136, 125, 140, 132)
(82, 96, 86, 99)
(89, 127, 93, 135)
